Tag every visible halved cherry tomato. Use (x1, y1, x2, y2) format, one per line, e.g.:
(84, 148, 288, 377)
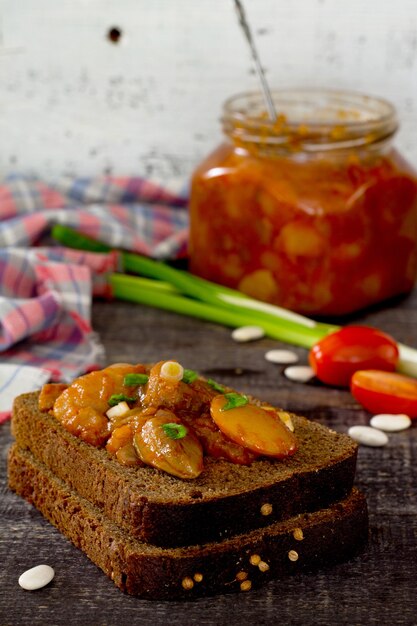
(309, 326, 399, 387)
(351, 370, 417, 417)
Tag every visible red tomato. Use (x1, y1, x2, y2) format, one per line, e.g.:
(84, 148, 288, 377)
(351, 370, 417, 417)
(309, 326, 399, 387)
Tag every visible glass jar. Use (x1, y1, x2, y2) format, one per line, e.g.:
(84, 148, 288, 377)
(189, 89, 417, 316)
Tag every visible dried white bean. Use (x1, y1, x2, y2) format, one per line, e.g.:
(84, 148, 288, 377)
(370, 413, 412, 432)
(348, 425, 388, 447)
(231, 325, 265, 343)
(265, 349, 298, 365)
(18, 564, 55, 591)
(284, 365, 315, 383)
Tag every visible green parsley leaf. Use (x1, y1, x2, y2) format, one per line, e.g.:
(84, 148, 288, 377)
(182, 369, 198, 384)
(108, 393, 137, 407)
(221, 392, 249, 411)
(206, 378, 226, 393)
(123, 373, 149, 386)
(162, 422, 188, 440)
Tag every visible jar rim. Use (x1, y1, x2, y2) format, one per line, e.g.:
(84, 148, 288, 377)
(222, 89, 398, 152)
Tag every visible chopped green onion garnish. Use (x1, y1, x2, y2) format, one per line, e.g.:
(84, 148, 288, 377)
(221, 392, 248, 411)
(162, 423, 188, 440)
(108, 393, 137, 407)
(207, 378, 226, 393)
(182, 369, 198, 384)
(124, 373, 149, 386)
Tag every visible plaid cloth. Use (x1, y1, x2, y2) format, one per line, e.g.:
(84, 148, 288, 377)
(0, 174, 189, 422)
(0, 174, 188, 258)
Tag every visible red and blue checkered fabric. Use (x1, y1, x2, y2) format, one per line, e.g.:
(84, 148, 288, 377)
(0, 174, 188, 420)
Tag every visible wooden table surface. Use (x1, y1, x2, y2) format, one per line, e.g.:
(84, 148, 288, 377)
(1, 292, 417, 626)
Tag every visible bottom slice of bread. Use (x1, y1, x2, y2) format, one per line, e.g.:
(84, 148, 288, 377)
(8, 445, 368, 600)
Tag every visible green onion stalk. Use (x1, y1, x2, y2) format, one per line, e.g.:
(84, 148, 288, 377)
(51, 224, 417, 378)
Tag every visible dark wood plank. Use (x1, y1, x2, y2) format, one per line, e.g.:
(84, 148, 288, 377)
(1, 291, 417, 626)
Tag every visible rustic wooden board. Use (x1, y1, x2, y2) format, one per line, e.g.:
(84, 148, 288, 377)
(1, 293, 417, 625)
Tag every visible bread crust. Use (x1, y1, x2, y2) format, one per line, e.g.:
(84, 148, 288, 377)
(11, 392, 358, 547)
(8, 445, 368, 600)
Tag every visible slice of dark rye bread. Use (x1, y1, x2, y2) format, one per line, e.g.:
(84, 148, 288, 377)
(11, 392, 359, 548)
(8, 445, 368, 600)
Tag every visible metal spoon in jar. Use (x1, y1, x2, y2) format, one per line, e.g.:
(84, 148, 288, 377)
(234, 0, 277, 122)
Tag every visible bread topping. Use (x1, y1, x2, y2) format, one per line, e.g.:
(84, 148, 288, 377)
(40, 360, 297, 478)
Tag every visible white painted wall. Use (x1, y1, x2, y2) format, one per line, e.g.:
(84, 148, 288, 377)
(1, 0, 417, 182)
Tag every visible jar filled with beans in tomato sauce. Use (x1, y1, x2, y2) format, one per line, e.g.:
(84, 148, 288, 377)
(189, 90, 417, 316)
